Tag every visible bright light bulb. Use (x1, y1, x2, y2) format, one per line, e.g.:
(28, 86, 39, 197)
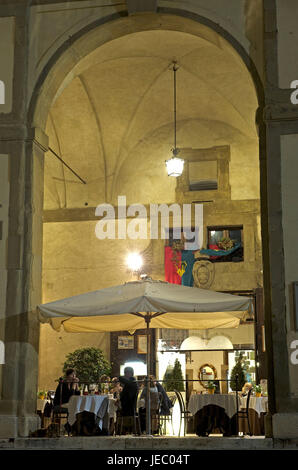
(166, 157, 184, 177)
(126, 253, 143, 272)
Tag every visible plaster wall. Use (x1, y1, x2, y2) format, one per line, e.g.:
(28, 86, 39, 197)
(39, 220, 153, 390)
(187, 350, 224, 393)
(189, 324, 255, 347)
(40, 196, 261, 390)
(0, 17, 14, 113)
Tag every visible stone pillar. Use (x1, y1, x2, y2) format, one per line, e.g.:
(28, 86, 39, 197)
(261, 0, 298, 438)
(0, 126, 48, 437)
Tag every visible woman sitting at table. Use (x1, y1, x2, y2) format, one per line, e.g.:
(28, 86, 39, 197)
(53, 368, 80, 409)
(110, 377, 122, 399)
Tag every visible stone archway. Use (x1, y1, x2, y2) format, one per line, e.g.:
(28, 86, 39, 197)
(13, 10, 266, 438)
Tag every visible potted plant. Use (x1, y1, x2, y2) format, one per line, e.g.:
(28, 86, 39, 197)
(230, 353, 246, 391)
(254, 384, 262, 397)
(62, 347, 111, 384)
(206, 381, 216, 394)
(163, 359, 185, 392)
(37, 390, 46, 400)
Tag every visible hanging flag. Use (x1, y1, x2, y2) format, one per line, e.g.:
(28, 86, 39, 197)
(164, 246, 182, 284)
(181, 250, 195, 287)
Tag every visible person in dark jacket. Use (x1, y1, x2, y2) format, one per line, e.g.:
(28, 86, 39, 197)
(118, 367, 138, 416)
(53, 368, 80, 407)
(155, 380, 174, 415)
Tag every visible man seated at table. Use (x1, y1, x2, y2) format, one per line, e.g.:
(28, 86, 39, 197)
(118, 367, 138, 415)
(53, 368, 80, 409)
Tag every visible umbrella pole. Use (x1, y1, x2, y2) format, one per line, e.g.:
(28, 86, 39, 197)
(145, 313, 151, 435)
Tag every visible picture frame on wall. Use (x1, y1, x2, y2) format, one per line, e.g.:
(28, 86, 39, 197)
(118, 335, 134, 349)
(137, 335, 147, 354)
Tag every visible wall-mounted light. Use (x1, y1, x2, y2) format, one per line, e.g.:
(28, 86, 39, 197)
(126, 252, 143, 272)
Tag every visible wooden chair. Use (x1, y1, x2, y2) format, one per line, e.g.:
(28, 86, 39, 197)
(237, 388, 253, 436)
(174, 389, 191, 436)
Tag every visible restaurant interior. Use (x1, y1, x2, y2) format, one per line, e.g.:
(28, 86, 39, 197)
(36, 26, 268, 438)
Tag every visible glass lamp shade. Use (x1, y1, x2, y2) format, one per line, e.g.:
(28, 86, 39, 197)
(166, 156, 184, 177)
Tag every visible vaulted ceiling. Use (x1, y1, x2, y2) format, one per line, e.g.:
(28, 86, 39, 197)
(44, 29, 259, 210)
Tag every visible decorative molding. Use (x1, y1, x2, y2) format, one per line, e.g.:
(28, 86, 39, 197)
(193, 259, 215, 289)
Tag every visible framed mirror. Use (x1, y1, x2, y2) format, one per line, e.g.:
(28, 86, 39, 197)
(198, 363, 217, 388)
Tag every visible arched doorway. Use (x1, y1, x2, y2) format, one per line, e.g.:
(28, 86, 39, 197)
(28, 11, 266, 437)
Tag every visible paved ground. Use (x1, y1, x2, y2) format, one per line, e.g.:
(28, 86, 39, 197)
(0, 435, 297, 450)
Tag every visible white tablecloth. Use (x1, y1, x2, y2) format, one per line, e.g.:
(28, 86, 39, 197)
(37, 399, 49, 413)
(239, 396, 268, 416)
(68, 395, 112, 429)
(188, 394, 239, 419)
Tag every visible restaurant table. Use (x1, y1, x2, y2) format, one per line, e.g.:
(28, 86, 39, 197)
(238, 395, 268, 435)
(188, 393, 239, 436)
(68, 395, 115, 435)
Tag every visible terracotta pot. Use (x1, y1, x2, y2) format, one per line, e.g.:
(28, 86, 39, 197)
(256, 392, 261, 397)
(208, 389, 215, 394)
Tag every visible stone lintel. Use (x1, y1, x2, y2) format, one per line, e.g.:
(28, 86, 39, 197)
(127, 0, 157, 15)
(264, 104, 298, 123)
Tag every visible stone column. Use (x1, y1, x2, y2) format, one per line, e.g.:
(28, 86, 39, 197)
(0, 125, 48, 437)
(261, 0, 298, 438)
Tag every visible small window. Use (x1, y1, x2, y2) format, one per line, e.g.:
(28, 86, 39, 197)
(188, 161, 218, 191)
(207, 226, 244, 262)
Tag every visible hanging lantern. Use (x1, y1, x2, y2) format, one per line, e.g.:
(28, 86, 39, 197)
(165, 62, 184, 177)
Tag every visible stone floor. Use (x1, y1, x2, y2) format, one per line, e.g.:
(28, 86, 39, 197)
(0, 435, 297, 450)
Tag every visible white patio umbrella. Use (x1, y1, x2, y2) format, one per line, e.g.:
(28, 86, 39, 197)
(37, 279, 253, 435)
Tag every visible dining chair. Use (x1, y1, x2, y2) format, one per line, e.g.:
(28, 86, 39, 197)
(174, 389, 191, 436)
(158, 393, 176, 436)
(237, 388, 252, 436)
(115, 393, 141, 436)
(52, 405, 70, 436)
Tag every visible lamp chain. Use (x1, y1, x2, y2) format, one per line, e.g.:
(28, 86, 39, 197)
(173, 61, 179, 153)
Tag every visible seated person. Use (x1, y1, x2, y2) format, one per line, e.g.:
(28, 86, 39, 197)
(153, 378, 173, 416)
(139, 376, 160, 433)
(110, 377, 122, 399)
(241, 382, 253, 397)
(53, 368, 80, 409)
(118, 367, 139, 417)
(100, 374, 111, 394)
